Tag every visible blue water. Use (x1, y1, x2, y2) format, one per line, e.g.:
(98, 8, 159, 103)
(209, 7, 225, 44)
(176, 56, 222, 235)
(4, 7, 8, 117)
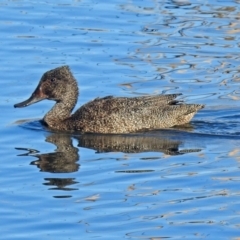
(1, 0, 240, 239)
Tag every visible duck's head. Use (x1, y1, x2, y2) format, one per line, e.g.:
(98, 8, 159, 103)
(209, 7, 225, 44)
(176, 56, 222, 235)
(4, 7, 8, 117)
(14, 65, 78, 108)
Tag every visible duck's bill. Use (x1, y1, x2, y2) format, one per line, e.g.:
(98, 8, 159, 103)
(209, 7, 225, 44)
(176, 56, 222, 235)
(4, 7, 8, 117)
(14, 94, 44, 108)
(14, 84, 48, 108)
(14, 87, 47, 108)
(14, 95, 44, 108)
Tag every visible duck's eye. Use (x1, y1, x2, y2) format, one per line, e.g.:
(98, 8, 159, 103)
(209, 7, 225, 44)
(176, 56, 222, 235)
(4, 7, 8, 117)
(51, 78, 56, 82)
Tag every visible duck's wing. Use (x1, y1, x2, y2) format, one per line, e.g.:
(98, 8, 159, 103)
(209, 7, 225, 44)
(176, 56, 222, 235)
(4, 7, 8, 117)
(129, 93, 183, 106)
(72, 95, 203, 133)
(74, 94, 182, 118)
(116, 103, 204, 130)
(98, 94, 183, 106)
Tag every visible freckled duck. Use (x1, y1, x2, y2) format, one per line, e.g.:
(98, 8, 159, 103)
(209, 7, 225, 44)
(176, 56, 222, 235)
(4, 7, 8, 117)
(14, 66, 204, 133)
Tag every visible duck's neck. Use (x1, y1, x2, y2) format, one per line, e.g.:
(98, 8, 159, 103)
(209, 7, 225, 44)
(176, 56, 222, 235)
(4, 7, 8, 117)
(43, 88, 78, 128)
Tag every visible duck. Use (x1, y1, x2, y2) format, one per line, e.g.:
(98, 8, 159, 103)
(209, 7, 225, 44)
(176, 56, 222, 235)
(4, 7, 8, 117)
(14, 65, 204, 133)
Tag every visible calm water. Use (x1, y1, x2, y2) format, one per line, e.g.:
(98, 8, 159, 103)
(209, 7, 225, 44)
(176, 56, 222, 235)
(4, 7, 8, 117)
(1, 0, 240, 239)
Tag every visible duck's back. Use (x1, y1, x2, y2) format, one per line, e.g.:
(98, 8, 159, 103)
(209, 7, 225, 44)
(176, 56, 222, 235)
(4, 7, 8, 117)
(69, 94, 203, 133)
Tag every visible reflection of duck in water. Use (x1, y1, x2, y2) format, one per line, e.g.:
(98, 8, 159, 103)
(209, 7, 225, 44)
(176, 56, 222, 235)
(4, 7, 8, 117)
(16, 132, 201, 174)
(15, 132, 201, 193)
(14, 66, 204, 133)
(32, 134, 80, 173)
(17, 134, 80, 173)
(77, 133, 201, 155)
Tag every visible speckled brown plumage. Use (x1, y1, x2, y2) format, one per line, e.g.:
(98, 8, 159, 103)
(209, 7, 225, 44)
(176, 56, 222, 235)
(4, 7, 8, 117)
(14, 65, 204, 133)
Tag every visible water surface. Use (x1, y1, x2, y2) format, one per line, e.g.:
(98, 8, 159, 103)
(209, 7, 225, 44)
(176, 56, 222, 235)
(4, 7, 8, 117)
(1, 0, 240, 239)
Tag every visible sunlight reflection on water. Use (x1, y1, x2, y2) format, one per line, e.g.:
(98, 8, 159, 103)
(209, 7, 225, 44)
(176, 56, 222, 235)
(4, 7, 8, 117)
(1, 0, 240, 239)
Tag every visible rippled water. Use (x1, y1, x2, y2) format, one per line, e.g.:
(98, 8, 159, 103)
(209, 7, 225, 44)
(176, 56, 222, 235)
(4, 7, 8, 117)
(1, 0, 240, 239)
